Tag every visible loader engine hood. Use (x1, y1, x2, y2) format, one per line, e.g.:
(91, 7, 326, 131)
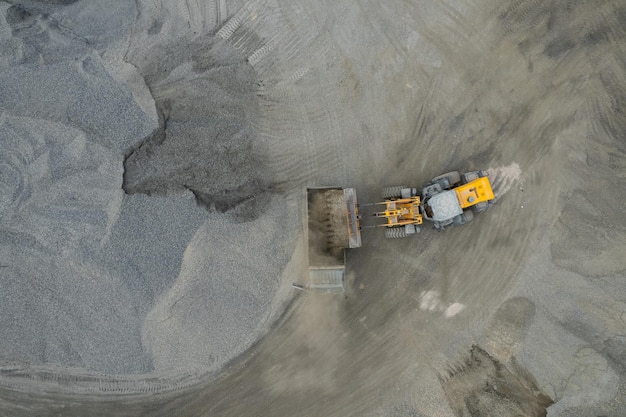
(427, 190, 463, 222)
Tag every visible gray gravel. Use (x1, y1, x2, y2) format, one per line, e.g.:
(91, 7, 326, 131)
(141, 195, 297, 374)
(0, 0, 299, 379)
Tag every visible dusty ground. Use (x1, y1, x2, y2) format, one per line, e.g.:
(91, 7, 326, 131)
(1, 0, 625, 416)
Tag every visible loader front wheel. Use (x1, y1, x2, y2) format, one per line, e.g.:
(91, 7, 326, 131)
(385, 227, 408, 239)
(382, 186, 407, 200)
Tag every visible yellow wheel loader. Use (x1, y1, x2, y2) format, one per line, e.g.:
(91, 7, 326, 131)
(379, 170, 494, 237)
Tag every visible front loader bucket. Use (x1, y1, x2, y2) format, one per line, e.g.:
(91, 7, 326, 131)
(301, 188, 362, 294)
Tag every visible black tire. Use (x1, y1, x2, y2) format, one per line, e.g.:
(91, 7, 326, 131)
(382, 186, 407, 200)
(462, 209, 474, 223)
(385, 227, 408, 239)
(432, 171, 461, 188)
(473, 201, 488, 213)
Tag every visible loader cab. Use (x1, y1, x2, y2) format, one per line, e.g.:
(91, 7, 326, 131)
(421, 190, 463, 223)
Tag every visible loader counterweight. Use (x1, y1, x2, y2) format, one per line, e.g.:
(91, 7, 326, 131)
(455, 177, 495, 209)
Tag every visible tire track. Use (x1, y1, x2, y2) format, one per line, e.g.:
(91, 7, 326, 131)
(215, 1, 258, 40)
(498, 0, 544, 35)
(0, 365, 203, 395)
(175, 0, 192, 28)
(215, 0, 347, 191)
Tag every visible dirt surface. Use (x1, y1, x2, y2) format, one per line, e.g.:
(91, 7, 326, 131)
(1, 0, 626, 416)
(441, 345, 553, 416)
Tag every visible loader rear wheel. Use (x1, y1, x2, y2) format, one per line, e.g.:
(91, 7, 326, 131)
(473, 201, 488, 213)
(385, 227, 408, 239)
(462, 209, 474, 223)
(382, 186, 407, 200)
(431, 171, 461, 188)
